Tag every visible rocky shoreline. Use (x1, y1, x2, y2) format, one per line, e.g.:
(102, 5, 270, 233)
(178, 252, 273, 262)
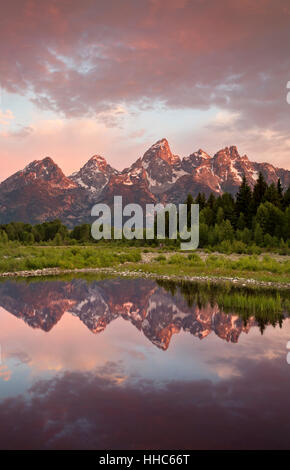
(0, 266, 289, 290)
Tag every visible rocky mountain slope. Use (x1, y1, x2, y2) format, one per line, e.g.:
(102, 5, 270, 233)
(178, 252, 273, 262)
(0, 139, 289, 226)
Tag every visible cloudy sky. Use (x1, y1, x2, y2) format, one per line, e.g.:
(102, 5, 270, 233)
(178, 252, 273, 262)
(0, 0, 289, 181)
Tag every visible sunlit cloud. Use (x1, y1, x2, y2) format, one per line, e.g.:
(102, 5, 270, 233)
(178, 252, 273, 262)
(0, 109, 14, 126)
(0, 0, 289, 178)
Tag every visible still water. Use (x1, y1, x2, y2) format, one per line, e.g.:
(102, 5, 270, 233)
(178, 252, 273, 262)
(0, 276, 289, 449)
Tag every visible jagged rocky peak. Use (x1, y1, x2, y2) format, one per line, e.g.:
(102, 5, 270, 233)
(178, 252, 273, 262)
(142, 138, 180, 166)
(69, 153, 118, 195)
(228, 145, 240, 159)
(214, 145, 241, 161)
(87, 154, 108, 171)
(138, 138, 185, 193)
(18, 157, 74, 188)
(2, 156, 76, 190)
(195, 148, 211, 159)
(24, 156, 62, 178)
(71, 154, 118, 177)
(183, 148, 211, 167)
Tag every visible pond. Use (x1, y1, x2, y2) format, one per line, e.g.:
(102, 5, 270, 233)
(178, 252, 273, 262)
(0, 277, 289, 449)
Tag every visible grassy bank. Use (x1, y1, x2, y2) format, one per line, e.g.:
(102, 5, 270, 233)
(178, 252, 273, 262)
(0, 244, 290, 284)
(124, 251, 290, 284)
(0, 245, 141, 272)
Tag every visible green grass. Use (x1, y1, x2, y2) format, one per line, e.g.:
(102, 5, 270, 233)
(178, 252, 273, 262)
(124, 252, 290, 283)
(216, 292, 282, 315)
(1, 243, 290, 284)
(0, 245, 141, 273)
(157, 279, 290, 329)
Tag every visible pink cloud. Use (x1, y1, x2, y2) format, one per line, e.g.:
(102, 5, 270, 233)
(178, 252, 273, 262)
(0, 0, 289, 124)
(0, 0, 290, 174)
(0, 116, 151, 180)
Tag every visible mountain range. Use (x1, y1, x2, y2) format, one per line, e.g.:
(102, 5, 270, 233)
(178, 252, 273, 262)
(0, 138, 289, 227)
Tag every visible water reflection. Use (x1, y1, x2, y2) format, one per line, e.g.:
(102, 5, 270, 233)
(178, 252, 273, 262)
(0, 277, 289, 449)
(1, 357, 290, 449)
(0, 278, 288, 349)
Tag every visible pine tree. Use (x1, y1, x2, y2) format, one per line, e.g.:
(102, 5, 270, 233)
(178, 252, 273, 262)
(237, 213, 246, 230)
(277, 178, 283, 199)
(276, 179, 284, 209)
(207, 193, 216, 210)
(195, 192, 206, 210)
(252, 172, 267, 212)
(185, 194, 194, 228)
(185, 194, 194, 207)
(219, 192, 235, 224)
(216, 207, 224, 224)
(283, 185, 290, 209)
(264, 183, 280, 207)
(235, 176, 252, 226)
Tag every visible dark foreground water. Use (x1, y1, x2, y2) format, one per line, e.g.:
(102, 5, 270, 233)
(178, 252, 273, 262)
(0, 276, 289, 450)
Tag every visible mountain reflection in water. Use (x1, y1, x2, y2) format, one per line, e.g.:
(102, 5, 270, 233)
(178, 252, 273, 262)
(0, 277, 289, 450)
(0, 278, 287, 349)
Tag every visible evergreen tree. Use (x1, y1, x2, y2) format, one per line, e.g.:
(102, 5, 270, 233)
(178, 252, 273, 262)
(219, 193, 235, 224)
(185, 194, 194, 207)
(236, 213, 246, 230)
(283, 206, 290, 241)
(254, 223, 263, 246)
(283, 185, 290, 209)
(216, 207, 224, 224)
(256, 201, 284, 237)
(277, 178, 283, 199)
(200, 207, 215, 226)
(207, 193, 216, 209)
(185, 194, 194, 228)
(252, 172, 267, 212)
(223, 219, 234, 241)
(235, 176, 252, 226)
(276, 178, 284, 209)
(199, 223, 209, 247)
(264, 183, 280, 207)
(195, 192, 206, 210)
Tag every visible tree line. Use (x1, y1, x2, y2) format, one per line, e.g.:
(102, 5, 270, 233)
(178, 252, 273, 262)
(189, 173, 290, 253)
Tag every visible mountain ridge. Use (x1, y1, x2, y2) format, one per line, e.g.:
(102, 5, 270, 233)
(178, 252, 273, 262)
(0, 139, 289, 226)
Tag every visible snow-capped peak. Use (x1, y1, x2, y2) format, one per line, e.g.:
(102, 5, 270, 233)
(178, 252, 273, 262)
(143, 138, 180, 166)
(2, 156, 77, 191)
(196, 149, 211, 159)
(182, 149, 212, 172)
(215, 146, 240, 160)
(23, 157, 70, 183)
(24, 156, 56, 172)
(69, 154, 118, 196)
(149, 138, 169, 151)
(87, 154, 108, 171)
